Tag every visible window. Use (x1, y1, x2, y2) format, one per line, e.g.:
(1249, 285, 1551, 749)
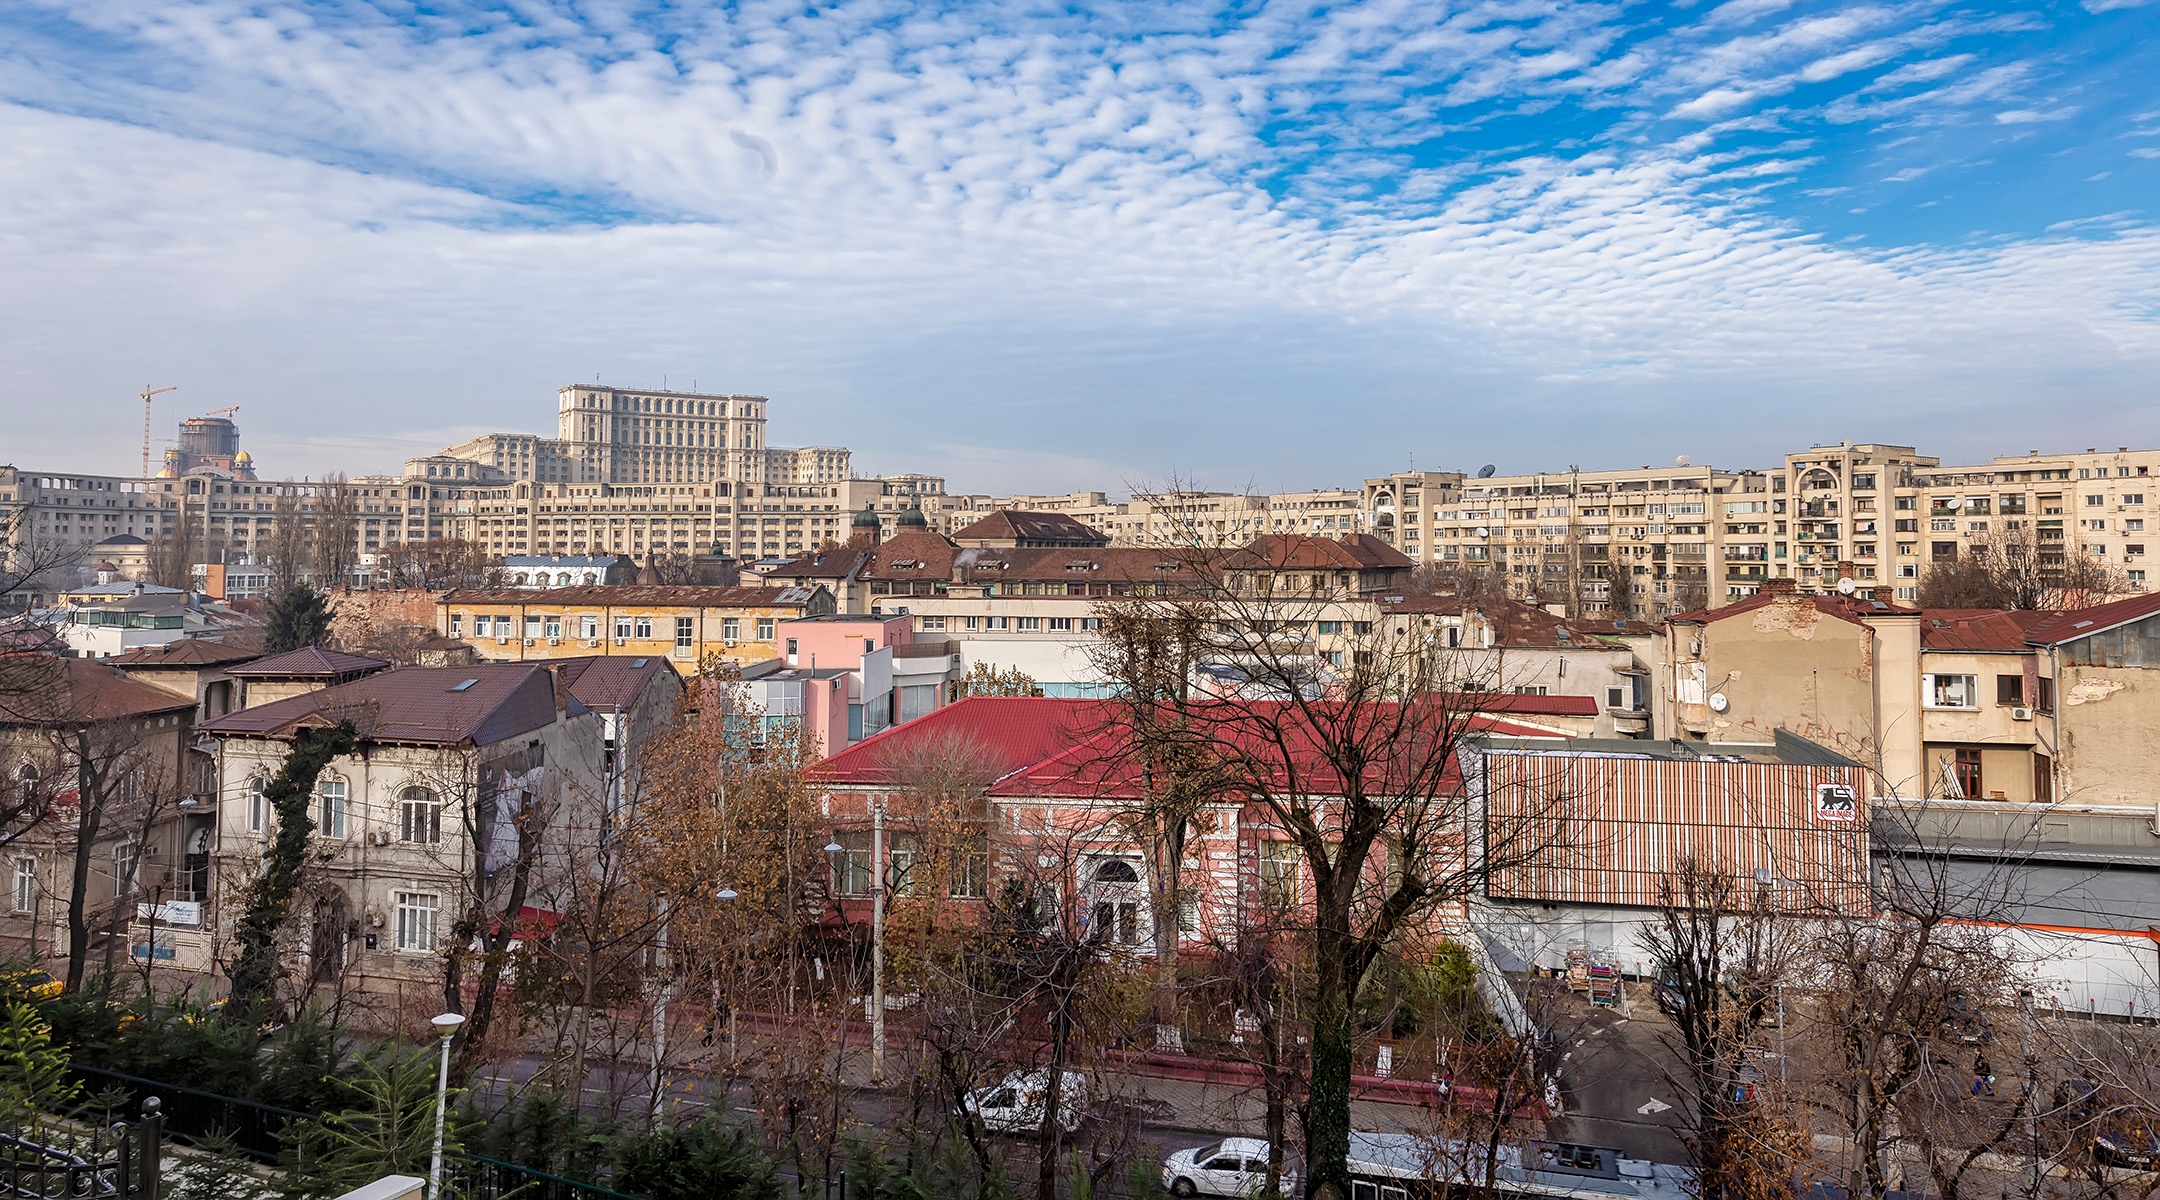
(1930, 542, 1958, 560)
(579, 615, 597, 639)
(634, 616, 653, 639)
(524, 614, 542, 637)
(2128, 494, 2146, 506)
(615, 615, 633, 639)
(474, 615, 491, 637)
(919, 615, 946, 631)
(1017, 617, 1042, 631)
(722, 617, 740, 640)
(675, 616, 694, 648)
(1259, 841, 1300, 910)
(395, 892, 440, 952)
(2036, 676, 2055, 712)
(950, 837, 989, 899)
(833, 832, 872, 896)
(1952, 748, 1983, 799)
(249, 776, 268, 833)
(1048, 617, 1071, 631)
(785, 638, 799, 658)
(399, 787, 442, 844)
(1079, 617, 1101, 631)
(115, 837, 141, 900)
(756, 618, 775, 641)
(986, 616, 1011, 630)
(11, 857, 34, 913)
(1513, 685, 1549, 695)
(315, 778, 348, 837)
(449, 614, 463, 636)
(1316, 620, 1344, 635)
(1923, 674, 1978, 709)
(2087, 495, 2103, 506)
(1996, 675, 2024, 706)
(1605, 686, 1630, 709)
(2131, 545, 2147, 557)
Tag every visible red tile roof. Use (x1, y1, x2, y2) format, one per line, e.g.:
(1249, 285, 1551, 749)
(1916, 609, 2060, 653)
(2023, 592, 2160, 647)
(811, 695, 1555, 800)
(808, 697, 1115, 788)
(1231, 534, 1412, 572)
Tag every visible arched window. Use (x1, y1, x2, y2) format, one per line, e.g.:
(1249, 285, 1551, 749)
(14, 762, 38, 806)
(399, 787, 442, 844)
(1092, 860, 1139, 884)
(557, 572, 571, 586)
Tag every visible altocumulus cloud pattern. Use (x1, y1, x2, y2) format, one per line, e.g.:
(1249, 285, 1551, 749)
(2, 0, 2157, 489)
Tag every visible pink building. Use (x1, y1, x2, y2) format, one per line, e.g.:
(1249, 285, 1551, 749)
(759, 614, 957, 752)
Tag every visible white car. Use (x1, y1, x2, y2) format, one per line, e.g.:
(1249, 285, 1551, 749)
(1162, 1137, 1298, 1198)
(961, 1068, 1090, 1135)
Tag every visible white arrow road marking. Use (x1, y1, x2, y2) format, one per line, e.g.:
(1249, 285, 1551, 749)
(1638, 1098, 1673, 1115)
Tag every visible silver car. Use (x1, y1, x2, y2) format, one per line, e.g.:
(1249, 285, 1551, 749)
(1162, 1137, 1298, 1198)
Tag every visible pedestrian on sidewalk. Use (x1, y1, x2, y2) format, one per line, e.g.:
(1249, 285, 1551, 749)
(1971, 1053, 1996, 1096)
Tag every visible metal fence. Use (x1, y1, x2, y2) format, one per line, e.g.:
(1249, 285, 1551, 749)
(64, 1065, 641, 1200)
(0, 1095, 163, 1200)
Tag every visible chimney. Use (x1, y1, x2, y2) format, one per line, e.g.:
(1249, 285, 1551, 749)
(1872, 586, 1896, 603)
(1762, 578, 1797, 596)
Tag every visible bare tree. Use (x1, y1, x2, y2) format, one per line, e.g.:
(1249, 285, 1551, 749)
(0, 505, 85, 604)
(1919, 526, 2128, 611)
(261, 485, 315, 595)
(313, 474, 359, 591)
(1640, 856, 1813, 1200)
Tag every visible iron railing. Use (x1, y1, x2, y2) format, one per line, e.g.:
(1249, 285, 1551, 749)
(0, 1095, 163, 1200)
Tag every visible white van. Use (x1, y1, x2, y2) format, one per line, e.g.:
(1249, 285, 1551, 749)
(961, 1068, 1091, 1135)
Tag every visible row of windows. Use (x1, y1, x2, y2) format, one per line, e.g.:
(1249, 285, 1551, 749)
(251, 780, 442, 843)
(1920, 673, 2055, 712)
(455, 614, 777, 642)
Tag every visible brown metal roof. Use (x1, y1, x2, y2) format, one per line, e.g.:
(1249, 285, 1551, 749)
(442, 584, 825, 608)
(552, 654, 683, 711)
(106, 639, 263, 669)
(226, 646, 390, 678)
(2024, 592, 2160, 647)
(199, 663, 564, 746)
(0, 657, 200, 726)
(1917, 609, 2059, 653)
(952, 511, 1110, 546)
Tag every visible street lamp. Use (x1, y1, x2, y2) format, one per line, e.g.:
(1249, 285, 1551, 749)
(426, 1012, 465, 1200)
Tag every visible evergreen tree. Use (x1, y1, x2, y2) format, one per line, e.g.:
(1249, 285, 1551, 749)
(263, 583, 333, 654)
(225, 724, 358, 1021)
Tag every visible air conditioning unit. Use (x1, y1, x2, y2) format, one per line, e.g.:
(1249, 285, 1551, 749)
(584, 639, 599, 647)
(614, 637, 627, 646)
(369, 830, 393, 846)
(723, 639, 737, 648)
(495, 635, 509, 644)
(2010, 706, 2034, 721)
(524, 638, 534, 646)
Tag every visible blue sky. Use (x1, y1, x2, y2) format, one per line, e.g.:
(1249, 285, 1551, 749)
(2, 0, 2157, 494)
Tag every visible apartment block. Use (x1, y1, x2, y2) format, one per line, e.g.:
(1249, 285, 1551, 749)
(437, 583, 838, 669)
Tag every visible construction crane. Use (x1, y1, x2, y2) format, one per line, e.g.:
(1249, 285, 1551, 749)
(201, 405, 240, 418)
(139, 385, 177, 478)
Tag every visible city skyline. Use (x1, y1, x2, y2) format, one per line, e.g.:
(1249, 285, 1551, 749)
(5, 0, 2158, 494)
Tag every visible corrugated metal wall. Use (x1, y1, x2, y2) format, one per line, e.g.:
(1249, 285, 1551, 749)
(1482, 750, 1871, 913)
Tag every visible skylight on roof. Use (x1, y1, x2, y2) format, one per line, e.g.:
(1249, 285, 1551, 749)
(450, 679, 478, 692)
(633, 658, 648, 667)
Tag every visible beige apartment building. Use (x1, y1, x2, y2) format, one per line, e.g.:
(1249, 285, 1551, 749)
(987, 489, 1367, 547)
(1364, 443, 2160, 618)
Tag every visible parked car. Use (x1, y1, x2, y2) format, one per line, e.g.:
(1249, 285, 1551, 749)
(961, 1068, 1090, 1135)
(1161, 1137, 1298, 1198)
(1941, 992, 1991, 1046)
(2055, 1079, 2160, 1169)
(0, 968, 62, 1002)
(1655, 976, 1689, 1017)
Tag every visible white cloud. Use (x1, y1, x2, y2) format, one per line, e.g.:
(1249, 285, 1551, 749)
(1996, 107, 2081, 123)
(0, 0, 2155, 489)
(1882, 166, 1931, 182)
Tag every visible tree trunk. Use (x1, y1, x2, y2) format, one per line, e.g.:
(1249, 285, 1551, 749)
(63, 731, 103, 993)
(450, 798, 541, 1083)
(1304, 979, 1356, 1200)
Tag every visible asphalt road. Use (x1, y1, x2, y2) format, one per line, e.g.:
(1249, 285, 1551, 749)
(1539, 981, 1692, 1163)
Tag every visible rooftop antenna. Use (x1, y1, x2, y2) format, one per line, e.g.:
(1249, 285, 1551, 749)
(138, 384, 178, 477)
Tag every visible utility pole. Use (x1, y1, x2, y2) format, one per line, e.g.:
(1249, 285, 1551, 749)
(871, 798, 887, 1085)
(139, 386, 177, 478)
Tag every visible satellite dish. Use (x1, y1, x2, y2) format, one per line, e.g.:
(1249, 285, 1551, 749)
(1475, 527, 1490, 538)
(1477, 464, 1497, 479)
(1709, 692, 1730, 713)
(1676, 454, 1691, 467)
(1837, 577, 1858, 595)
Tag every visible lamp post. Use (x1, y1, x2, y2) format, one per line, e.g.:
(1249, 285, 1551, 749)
(426, 1012, 465, 1200)
(870, 799, 887, 1086)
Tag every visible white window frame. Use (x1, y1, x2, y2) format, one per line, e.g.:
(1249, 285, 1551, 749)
(399, 787, 443, 845)
(316, 777, 348, 838)
(1922, 673, 1979, 710)
(395, 892, 440, 952)
(11, 856, 35, 913)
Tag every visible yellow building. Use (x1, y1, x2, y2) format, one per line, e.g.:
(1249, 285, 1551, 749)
(439, 584, 836, 669)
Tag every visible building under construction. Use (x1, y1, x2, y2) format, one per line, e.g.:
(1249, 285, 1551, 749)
(158, 413, 257, 480)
